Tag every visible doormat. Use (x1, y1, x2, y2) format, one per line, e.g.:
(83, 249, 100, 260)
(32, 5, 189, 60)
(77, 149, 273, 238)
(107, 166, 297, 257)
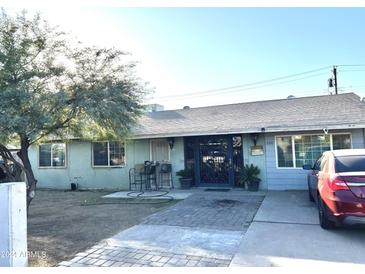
(204, 188, 231, 192)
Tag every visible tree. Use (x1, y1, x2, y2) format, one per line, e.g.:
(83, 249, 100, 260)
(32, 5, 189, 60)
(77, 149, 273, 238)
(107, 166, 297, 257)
(0, 9, 148, 209)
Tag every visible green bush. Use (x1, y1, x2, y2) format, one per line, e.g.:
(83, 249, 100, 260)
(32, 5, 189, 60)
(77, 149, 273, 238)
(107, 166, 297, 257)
(176, 168, 194, 178)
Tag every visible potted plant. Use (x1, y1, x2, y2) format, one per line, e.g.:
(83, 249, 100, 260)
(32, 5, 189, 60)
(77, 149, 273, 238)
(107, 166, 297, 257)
(176, 168, 194, 189)
(239, 164, 261, 191)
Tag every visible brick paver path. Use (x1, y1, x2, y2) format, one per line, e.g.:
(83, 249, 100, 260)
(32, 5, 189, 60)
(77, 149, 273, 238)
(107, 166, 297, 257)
(59, 244, 231, 267)
(143, 192, 263, 231)
(59, 190, 264, 267)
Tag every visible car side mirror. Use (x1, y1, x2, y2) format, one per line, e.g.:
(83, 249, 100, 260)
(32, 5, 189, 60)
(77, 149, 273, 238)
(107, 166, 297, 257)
(302, 164, 312, 170)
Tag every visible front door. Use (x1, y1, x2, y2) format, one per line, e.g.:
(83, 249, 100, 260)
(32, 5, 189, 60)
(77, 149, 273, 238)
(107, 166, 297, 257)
(199, 136, 233, 185)
(184, 135, 243, 186)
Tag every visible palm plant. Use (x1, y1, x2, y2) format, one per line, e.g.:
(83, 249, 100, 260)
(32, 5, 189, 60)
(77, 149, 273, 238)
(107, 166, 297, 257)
(239, 164, 261, 191)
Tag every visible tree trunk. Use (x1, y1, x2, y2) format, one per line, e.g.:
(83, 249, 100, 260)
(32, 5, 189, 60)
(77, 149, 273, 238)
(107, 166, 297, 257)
(17, 137, 37, 211)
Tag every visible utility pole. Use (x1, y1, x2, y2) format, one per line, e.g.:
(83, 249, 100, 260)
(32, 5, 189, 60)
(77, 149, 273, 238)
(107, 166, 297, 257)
(333, 66, 338, 95)
(328, 66, 338, 95)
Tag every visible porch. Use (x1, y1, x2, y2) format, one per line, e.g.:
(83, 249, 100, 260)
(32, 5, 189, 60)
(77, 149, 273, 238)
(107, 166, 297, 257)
(140, 133, 267, 190)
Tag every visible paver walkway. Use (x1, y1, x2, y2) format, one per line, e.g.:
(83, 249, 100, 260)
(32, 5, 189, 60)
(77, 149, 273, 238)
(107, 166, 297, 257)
(143, 192, 262, 231)
(60, 243, 231, 267)
(59, 189, 264, 267)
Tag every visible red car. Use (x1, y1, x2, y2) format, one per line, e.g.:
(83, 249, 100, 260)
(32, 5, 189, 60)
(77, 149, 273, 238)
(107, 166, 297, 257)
(303, 149, 365, 229)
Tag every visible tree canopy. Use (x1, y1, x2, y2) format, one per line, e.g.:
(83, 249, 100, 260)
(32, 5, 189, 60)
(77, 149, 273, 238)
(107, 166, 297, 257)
(0, 9, 148, 208)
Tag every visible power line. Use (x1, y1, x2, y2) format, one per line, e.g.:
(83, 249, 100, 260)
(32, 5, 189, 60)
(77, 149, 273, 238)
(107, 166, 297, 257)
(339, 69, 365, 72)
(337, 64, 365, 67)
(146, 89, 328, 107)
(300, 85, 365, 95)
(150, 64, 365, 102)
(155, 71, 329, 100)
(154, 66, 332, 99)
(145, 85, 365, 106)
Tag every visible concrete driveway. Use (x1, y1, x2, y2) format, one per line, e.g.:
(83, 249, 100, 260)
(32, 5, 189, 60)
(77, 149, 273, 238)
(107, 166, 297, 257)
(230, 191, 365, 267)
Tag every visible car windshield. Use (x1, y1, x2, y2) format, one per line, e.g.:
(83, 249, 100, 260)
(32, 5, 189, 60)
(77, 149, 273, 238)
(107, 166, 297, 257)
(335, 155, 365, 173)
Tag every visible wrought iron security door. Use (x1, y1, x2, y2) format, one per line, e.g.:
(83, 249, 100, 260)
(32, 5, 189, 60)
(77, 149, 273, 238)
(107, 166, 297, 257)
(184, 135, 242, 186)
(199, 136, 232, 185)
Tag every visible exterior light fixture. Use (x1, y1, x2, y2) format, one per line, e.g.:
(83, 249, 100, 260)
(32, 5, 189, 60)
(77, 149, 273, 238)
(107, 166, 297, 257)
(250, 133, 259, 146)
(167, 137, 175, 150)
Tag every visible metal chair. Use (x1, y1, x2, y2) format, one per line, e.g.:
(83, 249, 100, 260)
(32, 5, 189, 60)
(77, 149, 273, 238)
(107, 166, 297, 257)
(159, 163, 174, 189)
(129, 164, 145, 191)
(143, 161, 159, 190)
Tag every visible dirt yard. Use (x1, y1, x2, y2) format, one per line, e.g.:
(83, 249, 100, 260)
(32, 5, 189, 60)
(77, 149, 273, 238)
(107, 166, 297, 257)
(27, 189, 176, 267)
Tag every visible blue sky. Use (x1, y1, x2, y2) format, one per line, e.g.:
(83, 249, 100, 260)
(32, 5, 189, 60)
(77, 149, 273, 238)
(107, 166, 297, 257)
(9, 7, 365, 109)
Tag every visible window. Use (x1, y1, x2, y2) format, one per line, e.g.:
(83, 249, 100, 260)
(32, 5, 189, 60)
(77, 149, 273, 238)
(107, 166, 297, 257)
(332, 134, 351, 150)
(276, 136, 294, 167)
(92, 141, 125, 167)
(150, 139, 170, 162)
(294, 135, 330, 168)
(276, 133, 351, 168)
(39, 143, 66, 167)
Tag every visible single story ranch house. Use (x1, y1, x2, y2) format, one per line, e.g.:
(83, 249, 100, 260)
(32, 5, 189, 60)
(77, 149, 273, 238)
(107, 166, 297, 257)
(29, 92, 365, 190)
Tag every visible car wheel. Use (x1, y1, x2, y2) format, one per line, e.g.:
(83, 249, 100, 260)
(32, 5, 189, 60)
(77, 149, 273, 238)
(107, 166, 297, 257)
(318, 196, 335, 229)
(308, 183, 314, 202)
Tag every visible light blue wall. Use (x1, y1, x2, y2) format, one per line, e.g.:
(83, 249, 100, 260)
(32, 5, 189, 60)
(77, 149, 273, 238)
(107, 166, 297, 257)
(29, 129, 365, 191)
(133, 139, 150, 164)
(242, 134, 267, 190)
(264, 128, 365, 190)
(29, 140, 149, 190)
(29, 138, 184, 190)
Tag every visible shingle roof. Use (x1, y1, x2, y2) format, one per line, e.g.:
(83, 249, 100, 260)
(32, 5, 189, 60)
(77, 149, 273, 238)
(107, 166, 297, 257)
(132, 93, 365, 139)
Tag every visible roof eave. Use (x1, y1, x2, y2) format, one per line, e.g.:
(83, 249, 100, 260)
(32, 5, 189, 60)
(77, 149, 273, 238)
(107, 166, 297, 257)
(129, 123, 365, 139)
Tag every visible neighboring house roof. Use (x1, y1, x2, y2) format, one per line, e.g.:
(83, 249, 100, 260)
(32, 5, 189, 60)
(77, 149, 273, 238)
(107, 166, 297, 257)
(132, 93, 365, 139)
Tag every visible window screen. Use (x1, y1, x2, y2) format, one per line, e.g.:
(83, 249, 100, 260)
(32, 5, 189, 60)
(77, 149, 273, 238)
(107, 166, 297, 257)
(332, 134, 351, 150)
(93, 141, 125, 167)
(39, 144, 52, 167)
(93, 142, 108, 166)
